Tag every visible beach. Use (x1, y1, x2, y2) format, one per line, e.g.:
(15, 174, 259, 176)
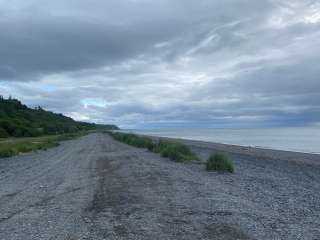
(0, 133, 319, 239)
(139, 134, 320, 239)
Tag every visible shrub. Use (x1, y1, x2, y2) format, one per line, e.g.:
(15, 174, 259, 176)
(0, 148, 18, 158)
(154, 140, 199, 162)
(13, 128, 23, 137)
(0, 120, 15, 135)
(206, 153, 234, 173)
(0, 127, 9, 138)
(21, 127, 41, 137)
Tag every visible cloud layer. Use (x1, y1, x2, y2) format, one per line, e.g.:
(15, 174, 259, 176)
(1, 0, 320, 128)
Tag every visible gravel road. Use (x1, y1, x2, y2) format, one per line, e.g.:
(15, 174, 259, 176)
(0, 133, 320, 239)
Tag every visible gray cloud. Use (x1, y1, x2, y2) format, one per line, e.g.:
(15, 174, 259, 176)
(1, 0, 320, 128)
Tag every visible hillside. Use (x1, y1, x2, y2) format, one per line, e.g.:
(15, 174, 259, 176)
(0, 96, 119, 138)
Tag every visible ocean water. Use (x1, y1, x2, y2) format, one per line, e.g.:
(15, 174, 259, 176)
(128, 127, 320, 154)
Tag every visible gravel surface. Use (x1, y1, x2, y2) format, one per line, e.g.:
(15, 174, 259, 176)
(0, 133, 320, 239)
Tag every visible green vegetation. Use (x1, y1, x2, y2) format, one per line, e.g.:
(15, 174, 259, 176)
(153, 140, 199, 162)
(55, 132, 88, 141)
(0, 138, 59, 158)
(110, 132, 154, 151)
(0, 127, 9, 138)
(108, 131, 199, 162)
(0, 131, 87, 158)
(0, 96, 119, 138)
(206, 153, 234, 173)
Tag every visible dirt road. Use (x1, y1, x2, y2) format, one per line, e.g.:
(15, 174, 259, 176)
(0, 133, 319, 239)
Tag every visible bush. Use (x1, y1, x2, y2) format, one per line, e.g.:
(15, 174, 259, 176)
(13, 128, 23, 137)
(18, 127, 40, 137)
(0, 120, 15, 135)
(0, 127, 9, 138)
(206, 153, 234, 173)
(0, 148, 18, 158)
(154, 140, 199, 162)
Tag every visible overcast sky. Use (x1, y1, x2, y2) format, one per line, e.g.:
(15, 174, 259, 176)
(1, 0, 320, 128)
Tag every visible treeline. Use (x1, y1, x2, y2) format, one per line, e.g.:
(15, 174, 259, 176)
(0, 96, 119, 138)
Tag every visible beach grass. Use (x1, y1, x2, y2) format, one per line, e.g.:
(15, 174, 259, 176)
(154, 140, 199, 162)
(206, 153, 234, 173)
(108, 132, 199, 162)
(109, 132, 154, 150)
(0, 131, 88, 158)
(0, 140, 59, 158)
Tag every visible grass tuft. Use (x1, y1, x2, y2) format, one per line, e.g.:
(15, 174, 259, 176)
(206, 153, 234, 173)
(154, 140, 199, 162)
(0, 148, 18, 158)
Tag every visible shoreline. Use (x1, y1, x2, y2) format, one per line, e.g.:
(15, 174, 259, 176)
(139, 134, 320, 166)
(1, 133, 320, 238)
(111, 132, 320, 238)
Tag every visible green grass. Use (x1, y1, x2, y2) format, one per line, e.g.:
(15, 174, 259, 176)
(0, 140, 59, 158)
(55, 131, 88, 141)
(108, 132, 199, 162)
(0, 131, 88, 158)
(206, 153, 234, 173)
(154, 140, 199, 162)
(109, 132, 154, 150)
